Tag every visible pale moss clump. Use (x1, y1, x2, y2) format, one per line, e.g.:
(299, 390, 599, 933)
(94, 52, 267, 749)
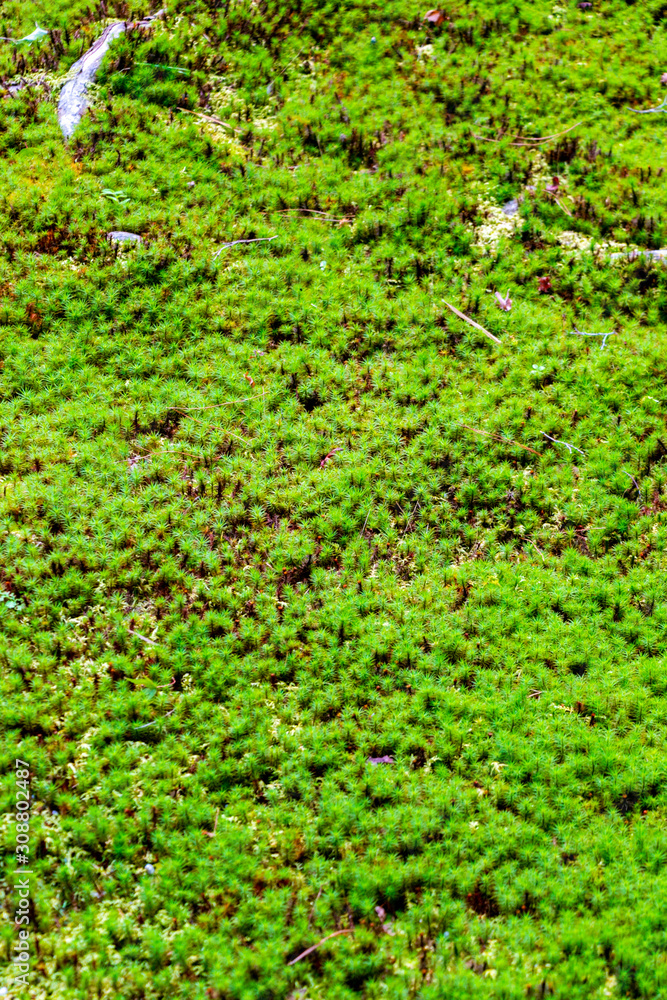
(3, 67, 77, 96)
(528, 149, 554, 190)
(473, 153, 554, 254)
(548, 3, 567, 26)
(474, 195, 518, 254)
(555, 230, 633, 260)
(415, 44, 435, 61)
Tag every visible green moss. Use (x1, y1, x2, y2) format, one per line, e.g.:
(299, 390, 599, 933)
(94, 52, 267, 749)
(3, 1, 667, 998)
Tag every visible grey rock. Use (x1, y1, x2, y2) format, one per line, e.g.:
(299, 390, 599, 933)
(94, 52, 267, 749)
(108, 231, 142, 244)
(501, 198, 520, 217)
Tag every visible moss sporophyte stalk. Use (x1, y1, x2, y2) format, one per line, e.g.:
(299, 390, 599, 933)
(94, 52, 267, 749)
(3, 1, 667, 998)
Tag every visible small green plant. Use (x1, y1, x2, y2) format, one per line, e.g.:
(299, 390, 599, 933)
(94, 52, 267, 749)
(101, 188, 131, 204)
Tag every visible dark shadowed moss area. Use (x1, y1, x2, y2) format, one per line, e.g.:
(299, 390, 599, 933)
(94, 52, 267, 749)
(3, 1, 667, 998)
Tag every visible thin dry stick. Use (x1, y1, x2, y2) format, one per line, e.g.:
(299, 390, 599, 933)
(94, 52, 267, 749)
(203, 808, 220, 838)
(127, 627, 159, 646)
(512, 121, 583, 142)
(360, 504, 373, 536)
(627, 98, 667, 115)
(177, 106, 241, 132)
(529, 540, 545, 562)
(133, 708, 176, 730)
(473, 121, 583, 146)
(275, 208, 350, 223)
(624, 471, 641, 492)
(275, 208, 333, 215)
(287, 929, 354, 967)
(569, 328, 616, 349)
(554, 197, 573, 217)
(541, 432, 584, 456)
(461, 424, 541, 457)
(400, 502, 420, 539)
(441, 300, 501, 345)
(128, 677, 175, 689)
(213, 236, 277, 258)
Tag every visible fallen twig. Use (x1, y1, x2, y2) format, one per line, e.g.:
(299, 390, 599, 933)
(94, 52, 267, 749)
(177, 106, 241, 132)
(569, 327, 616, 348)
(512, 121, 583, 143)
(473, 121, 583, 146)
(554, 197, 573, 217)
(127, 627, 159, 646)
(287, 929, 354, 967)
(400, 502, 420, 538)
(441, 299, 502, 345)
(360, 504, 373, 536)
(128, 677, 175, 689)
(461, 425, 541, 457)
(275, 208, 330, 216)
(529, 540, 545, 562)
(132, 709, 175, 730)
(541, 432, 584, 456)
(203, 808, 220, 838)
(624, 471, 641, 492)
(627, 98, 667, 114)
(213, 236, 277, 258)
(274, 208, 352, 224)
(58, 9, 166, 138)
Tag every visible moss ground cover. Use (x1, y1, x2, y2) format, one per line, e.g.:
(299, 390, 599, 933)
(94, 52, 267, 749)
(4, 1, 667, 997)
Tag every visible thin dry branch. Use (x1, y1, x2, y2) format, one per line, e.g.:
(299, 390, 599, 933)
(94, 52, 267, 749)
(569, 327, 616, 349)
(627, 98, 667, 115)
(287, 929, 354, 967)
(461, 425, 541, 457)
(441, 300, 502, 345)
(213, 236, 277, 258)
(473, 121, 583, 146)
(177, 106, 241, 132)
(554, 197, 573, 217)
(127, 627, 159, 646)
(274, 208, 352, 224)
(58, 10, 166, 137)
(203, 808, 220, 838)
(541, 432, 584, 456)
(512, 121, 583, 142)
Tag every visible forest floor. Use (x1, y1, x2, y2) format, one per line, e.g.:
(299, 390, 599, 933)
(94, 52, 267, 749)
(2, 1, 667, 998)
